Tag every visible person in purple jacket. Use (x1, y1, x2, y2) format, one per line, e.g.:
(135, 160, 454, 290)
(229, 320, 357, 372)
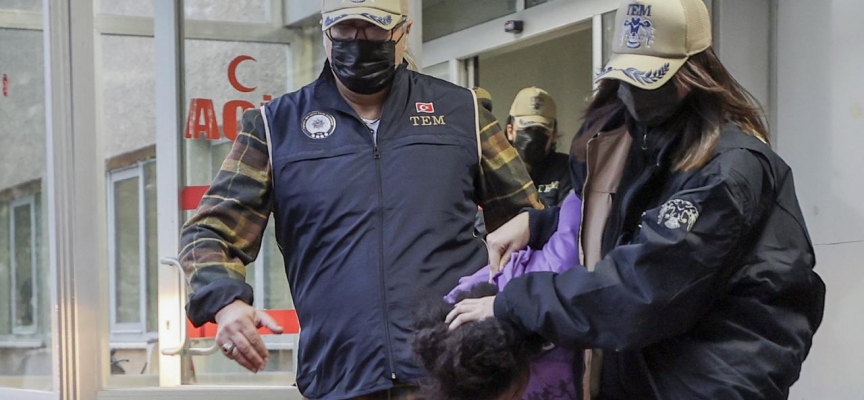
(436, 193, 585, 399)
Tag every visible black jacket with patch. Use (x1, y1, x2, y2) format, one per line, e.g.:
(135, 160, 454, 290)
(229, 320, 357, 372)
(497, 120, 826, 400)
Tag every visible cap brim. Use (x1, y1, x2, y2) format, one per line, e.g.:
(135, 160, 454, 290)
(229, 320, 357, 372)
(513, 116, 554, 130)
(595, 53, 687, 90)
(322, 8, 402, 30)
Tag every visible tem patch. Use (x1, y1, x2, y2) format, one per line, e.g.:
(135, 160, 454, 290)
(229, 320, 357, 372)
(302, 111, 337, 140)
(657, 199, 700, 231)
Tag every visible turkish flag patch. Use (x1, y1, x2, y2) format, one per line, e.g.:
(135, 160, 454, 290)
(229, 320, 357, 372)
(416, 102, 435, 113)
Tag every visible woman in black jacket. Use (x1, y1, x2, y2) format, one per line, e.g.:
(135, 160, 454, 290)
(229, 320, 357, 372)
(446, 0, 825, 399)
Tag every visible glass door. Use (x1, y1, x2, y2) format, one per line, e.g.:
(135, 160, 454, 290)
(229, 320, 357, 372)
(147, 0, 323, 394)
(473, 22, 596, 152)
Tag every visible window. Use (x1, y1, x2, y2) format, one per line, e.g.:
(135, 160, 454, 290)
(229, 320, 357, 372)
(100, 0, 271, 23)
(0, 0, 41, 12)
(0, 192, 43, 337)
(10, 196, 38, 334)
(108, 162, 157, 336)
(526, 0, 558, 8)
(423, 0, 517, 42)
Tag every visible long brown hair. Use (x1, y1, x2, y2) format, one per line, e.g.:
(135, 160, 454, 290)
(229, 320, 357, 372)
(573, 47, 769, 171)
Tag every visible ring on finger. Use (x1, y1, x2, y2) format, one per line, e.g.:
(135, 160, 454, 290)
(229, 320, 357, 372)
(221, 342, 236, 355)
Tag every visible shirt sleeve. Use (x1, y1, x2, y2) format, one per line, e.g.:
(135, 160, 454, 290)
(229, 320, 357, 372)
(179, 109, 273, 326)
(475, 101, 545, 232)
(494, 149, 771, 350)
(526, 207, 561, 249)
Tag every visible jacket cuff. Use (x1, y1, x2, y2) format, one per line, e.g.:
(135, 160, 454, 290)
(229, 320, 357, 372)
(526, 207, 560, 248)
(186, 278, 255, 327)
(493, 291, 527, 335)
(493, 291, 511, 320)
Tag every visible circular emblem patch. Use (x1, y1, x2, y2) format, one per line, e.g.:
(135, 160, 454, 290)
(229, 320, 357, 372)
(302, 111, 337, 139)
(657, 199, 700, 232)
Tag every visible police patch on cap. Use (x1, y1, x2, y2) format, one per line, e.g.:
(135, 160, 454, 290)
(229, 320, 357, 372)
(302, 111, 337, 139)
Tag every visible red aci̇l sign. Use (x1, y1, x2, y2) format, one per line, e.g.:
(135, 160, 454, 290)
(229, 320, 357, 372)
(185, 55, 272, 141)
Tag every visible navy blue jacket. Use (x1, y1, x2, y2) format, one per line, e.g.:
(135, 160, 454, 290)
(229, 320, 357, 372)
(500, 121, 825, 399)
(263, 65, 497, 399)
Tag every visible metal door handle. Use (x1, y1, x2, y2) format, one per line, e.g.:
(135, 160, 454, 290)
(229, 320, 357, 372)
(160, 256, 220, 356)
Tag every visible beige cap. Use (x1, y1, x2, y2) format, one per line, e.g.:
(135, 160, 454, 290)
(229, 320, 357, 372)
(509, 87, 557, 130)
(321, 0, 408, 31)
(595, 0, 712, 90)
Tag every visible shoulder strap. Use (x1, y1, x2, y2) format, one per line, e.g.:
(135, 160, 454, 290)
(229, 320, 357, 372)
(260, 105, 274, 173)
(469, 90, 482, 164)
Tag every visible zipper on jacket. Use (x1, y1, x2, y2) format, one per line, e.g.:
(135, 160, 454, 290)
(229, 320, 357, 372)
(618, 164, 656, 239)
(369, 122, 397, 381)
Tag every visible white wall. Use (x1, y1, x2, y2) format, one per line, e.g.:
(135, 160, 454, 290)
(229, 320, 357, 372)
(775, 0, 864, 398)
(283, 0, 319, 27)
(712, 0, 771, 113)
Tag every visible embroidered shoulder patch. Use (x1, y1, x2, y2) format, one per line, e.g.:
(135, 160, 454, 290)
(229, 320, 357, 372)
(657, 199, 700, 231)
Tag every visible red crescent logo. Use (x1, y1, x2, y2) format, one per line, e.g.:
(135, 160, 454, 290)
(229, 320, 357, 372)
(228, 55, 257, 93)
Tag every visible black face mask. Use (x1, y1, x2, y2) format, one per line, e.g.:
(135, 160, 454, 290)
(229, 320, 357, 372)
(513, 128, 551, 169)
(617, 81, 684, 127)
(330, 39, 397, 95)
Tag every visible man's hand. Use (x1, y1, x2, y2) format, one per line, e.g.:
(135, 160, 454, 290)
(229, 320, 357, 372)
(214, 300, 284, 373)
(445, 296, 496, 331)
(487, 212, 531, 277)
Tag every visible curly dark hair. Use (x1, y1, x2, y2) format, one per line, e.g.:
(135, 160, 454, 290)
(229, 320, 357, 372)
(411, 283, 544, 400)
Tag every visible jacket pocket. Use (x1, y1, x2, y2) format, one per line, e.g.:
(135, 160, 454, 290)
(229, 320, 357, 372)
(386, 133, 475, 151)
(273, 143, 368, 164)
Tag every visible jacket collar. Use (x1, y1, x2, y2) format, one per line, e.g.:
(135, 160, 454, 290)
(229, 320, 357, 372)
(624, 118, 682, 168)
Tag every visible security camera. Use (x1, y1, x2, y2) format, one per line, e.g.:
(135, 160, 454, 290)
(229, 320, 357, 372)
(505, 20, 524, 34)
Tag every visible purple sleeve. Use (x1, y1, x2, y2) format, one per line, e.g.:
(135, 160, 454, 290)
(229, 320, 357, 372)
(445, 265, 492, 303)
(446, 192, 582, 302)
(494, 193, 582, 288)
